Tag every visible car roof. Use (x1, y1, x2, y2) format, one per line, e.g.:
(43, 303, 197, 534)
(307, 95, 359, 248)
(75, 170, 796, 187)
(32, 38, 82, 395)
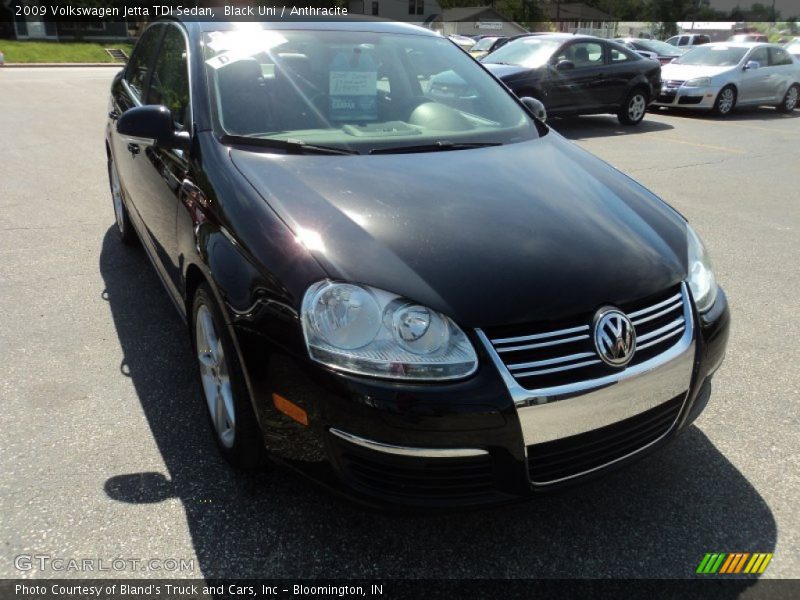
(166, 17, 438, 38)
(703, 41, 774, 48)
(508, 32, 599, 43)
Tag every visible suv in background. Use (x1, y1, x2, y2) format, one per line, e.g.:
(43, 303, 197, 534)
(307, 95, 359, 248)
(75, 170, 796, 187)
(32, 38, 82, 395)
(666, 34, 711, 48)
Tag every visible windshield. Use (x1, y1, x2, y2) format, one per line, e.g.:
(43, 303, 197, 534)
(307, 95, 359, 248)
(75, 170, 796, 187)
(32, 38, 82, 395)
(636, 39, 682, 55)
(203, 28, 537, 154)
(675, 45, 748, 66)
(482, 37, 561, 68)
(472, 37, 499, 51)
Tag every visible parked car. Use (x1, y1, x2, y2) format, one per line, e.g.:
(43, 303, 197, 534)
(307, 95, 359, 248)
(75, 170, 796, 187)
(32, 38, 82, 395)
(666, 34, 711, 48)
(448, 34, 476, 52)
(481, 34, 661, 125)
(728, 33, 769, 43)
(785, 37, 800, 59)
(469, 35, 508, 60)
(107, 19, 729, 508)
(654, 42, 800, 114)
(616, 37, 686, 65)
(615, 40, 659, 61)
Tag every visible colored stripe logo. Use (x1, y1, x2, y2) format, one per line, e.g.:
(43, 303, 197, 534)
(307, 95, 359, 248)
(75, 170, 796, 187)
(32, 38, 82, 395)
(696, 553, 773, 574)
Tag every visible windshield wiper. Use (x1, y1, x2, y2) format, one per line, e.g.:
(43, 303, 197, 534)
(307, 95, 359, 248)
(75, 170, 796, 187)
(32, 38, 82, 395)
(369, 141, 502, 155)
(221, 135, 359, 155)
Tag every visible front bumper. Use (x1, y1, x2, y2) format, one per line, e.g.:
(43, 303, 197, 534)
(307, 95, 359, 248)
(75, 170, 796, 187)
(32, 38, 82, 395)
(653, 83, 721, 109)
(247, 286, 730, 509)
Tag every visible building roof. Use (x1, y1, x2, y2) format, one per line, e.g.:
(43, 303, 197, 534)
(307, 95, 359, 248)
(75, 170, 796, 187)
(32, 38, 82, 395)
(439, 6, 514, 22)
(545, 3, 617, 22)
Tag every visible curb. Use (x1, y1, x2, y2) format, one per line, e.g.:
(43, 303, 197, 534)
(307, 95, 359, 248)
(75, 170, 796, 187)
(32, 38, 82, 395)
(1, 63, 124, 68)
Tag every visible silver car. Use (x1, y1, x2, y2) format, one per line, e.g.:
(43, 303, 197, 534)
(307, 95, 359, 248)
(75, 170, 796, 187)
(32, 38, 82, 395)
(654, 42, 800, 115)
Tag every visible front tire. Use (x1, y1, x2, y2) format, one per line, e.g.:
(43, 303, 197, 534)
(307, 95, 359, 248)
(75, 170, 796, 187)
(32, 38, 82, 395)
(107, 155, 136, 245)
(776, 84, 799, 113)
(713, 85, 737, 116)
(192, 284, 266, 469)
(618, 89, 648, 125)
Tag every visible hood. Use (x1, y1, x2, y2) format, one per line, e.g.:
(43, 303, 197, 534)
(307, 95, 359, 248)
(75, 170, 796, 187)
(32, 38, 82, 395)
(660, 63, 735, 80)
(230, 133, 687, 328)
(482, 62, 538, 81)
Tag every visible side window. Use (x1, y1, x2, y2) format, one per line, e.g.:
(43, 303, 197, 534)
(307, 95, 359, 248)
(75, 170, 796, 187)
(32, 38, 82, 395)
(678, 37, 688, 46)
(125, 25, 163, 100)
(769, 47, 793, 66)
(749, 47, 769, 67)
(561, 42, 603, 67)
(147, 26, 190, 129)
(609, 44, 635, 63)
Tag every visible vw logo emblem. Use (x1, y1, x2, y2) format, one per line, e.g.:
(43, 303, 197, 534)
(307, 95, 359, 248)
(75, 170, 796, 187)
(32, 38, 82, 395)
(593, 308, 636, 367)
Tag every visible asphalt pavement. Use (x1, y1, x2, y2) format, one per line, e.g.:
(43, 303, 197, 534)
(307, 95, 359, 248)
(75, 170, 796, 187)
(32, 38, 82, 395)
(0, 67, 798, 582)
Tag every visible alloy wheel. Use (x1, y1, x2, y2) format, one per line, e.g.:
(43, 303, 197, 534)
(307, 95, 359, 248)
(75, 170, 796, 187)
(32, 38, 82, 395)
(786, 86, 799, 111)
(628, 94, 646, 122)
(718, 88, 735, 114)
(195, 304, 236, 448)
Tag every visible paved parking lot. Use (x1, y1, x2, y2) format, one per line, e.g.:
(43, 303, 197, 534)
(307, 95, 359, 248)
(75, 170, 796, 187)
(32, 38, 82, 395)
(1, 67, 798, 581)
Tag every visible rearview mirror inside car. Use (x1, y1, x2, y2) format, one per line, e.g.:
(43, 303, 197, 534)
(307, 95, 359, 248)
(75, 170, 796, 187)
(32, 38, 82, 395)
(116, 105, 190, 150)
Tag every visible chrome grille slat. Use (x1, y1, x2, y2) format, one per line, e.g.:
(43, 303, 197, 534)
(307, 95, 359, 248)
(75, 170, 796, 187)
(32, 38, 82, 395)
(480, 285, 690, 390)
(513, 359, 602, 379)
(637, 326, 685, 350)
(491, 324, 589, 345)
(495, 334, 590, 353)
(631, 300, 682, 326)
(636, 317, 685, 343)
(508, 352, 597, 371)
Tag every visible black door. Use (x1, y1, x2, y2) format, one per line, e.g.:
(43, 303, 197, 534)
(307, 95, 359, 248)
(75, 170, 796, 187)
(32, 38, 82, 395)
(110, 23, 164, 217)
(601, 43, 642, 107)
(546, 40, 607, 113)
(136, 23, 192, 292)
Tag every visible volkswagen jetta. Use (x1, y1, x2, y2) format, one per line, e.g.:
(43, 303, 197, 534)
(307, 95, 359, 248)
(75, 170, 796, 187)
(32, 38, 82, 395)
(106, 19, 729, 508)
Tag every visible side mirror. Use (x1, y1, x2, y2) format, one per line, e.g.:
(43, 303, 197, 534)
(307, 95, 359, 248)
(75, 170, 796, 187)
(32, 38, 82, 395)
(743, 60, 760, 70)
(520, 96, 547, 122)
(555, 60, 575, 71)
(117, 105, 190, 150)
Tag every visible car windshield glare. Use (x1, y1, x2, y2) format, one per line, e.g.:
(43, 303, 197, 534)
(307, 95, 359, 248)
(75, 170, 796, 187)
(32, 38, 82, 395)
(472, 37, 498, 51)
(203, 28, 537, 153)
(483, 38, 561, 68)
(675, 46, 748, 66)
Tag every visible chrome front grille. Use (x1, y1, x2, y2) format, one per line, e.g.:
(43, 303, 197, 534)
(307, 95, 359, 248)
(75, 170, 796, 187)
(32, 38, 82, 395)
(663, 79, 685, 88)
(483, 285, 689, 391)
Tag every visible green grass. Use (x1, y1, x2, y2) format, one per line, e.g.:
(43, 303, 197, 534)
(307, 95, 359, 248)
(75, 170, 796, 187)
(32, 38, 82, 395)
(0, 41, 134, 64)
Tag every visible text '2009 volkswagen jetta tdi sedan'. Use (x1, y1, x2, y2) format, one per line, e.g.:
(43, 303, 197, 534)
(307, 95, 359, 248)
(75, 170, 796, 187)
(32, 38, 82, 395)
(106, 19, 730, 508)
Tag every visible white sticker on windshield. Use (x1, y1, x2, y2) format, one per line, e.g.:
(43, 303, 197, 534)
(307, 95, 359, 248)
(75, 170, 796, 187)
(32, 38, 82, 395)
(328, 50, 378, 121)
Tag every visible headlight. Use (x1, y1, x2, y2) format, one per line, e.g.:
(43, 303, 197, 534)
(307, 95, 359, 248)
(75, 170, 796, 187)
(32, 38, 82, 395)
(686, 225, 718, 313)
(684, 77, 711, 87)
(301, 280, 478, 380)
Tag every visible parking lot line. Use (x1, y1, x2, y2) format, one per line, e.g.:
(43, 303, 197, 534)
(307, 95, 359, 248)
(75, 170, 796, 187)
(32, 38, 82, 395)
(656, 137, 746, 155)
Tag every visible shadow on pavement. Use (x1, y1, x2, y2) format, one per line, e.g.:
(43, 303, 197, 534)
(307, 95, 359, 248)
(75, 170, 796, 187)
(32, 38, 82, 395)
(652, 105, 800, 122)
(551, 115, 674, 140)
(99, 227, 776, 585)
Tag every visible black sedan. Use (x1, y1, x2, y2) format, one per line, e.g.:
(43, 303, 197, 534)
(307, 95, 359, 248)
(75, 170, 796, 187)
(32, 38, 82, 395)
(481, 33, 661, 125)
(106, 19, 728, 508)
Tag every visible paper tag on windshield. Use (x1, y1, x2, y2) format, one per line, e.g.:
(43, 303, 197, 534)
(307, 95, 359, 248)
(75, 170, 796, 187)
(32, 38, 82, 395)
(329, 71, 378, 121)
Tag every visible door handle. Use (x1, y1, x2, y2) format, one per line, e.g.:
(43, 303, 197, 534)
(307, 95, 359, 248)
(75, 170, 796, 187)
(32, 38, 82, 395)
(127, 143, 140, 156)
